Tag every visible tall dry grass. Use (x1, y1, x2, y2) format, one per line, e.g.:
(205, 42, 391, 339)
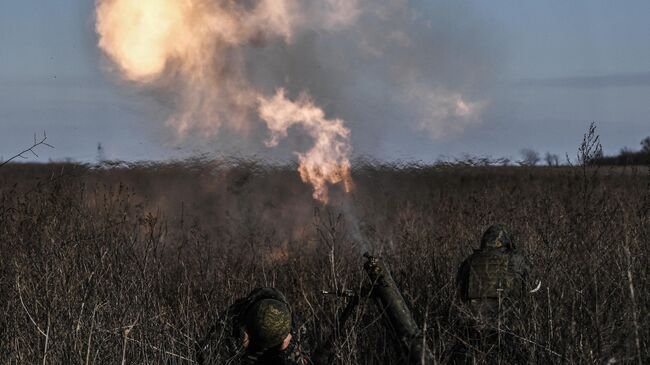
(0, 154, 648, 363)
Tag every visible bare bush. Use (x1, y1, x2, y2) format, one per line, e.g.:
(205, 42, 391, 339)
(544, 152, 560, 166)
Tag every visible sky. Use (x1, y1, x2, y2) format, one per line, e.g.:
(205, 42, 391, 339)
(1, 0, 649, 163)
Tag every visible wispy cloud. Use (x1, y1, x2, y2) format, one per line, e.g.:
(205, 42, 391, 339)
(517, 72, 650, 88)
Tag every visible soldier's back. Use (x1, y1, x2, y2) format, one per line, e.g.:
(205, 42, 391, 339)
(459, 248, 527, 324)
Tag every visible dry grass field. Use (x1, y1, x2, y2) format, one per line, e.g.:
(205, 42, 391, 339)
(0, 152, 648, 363)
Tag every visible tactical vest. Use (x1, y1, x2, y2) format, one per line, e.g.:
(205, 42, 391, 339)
(466, 250, 522, 300)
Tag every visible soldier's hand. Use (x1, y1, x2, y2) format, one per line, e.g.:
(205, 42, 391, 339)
(280, 333, 292, 350)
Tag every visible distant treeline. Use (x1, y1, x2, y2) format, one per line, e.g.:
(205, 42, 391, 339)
(593, 136, 650, 166)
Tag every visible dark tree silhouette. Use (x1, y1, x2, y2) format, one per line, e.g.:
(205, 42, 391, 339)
(0, 132, 53, 168)
(519, 148, 541, 166)
(641, 136, 650, 153)
(544, 152, 560, 166)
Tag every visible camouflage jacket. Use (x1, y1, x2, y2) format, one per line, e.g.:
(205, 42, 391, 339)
(456, 247, 529, 325)
(197, 288, 311, 365)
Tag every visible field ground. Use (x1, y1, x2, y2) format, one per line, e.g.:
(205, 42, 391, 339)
(0, 160, 648, 364)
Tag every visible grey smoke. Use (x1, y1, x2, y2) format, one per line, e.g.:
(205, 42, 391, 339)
(242, 0, 504, 156)
(135, 0, 505, 160)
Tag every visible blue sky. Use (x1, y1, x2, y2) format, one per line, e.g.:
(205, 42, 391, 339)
(1, 0, 649, 163)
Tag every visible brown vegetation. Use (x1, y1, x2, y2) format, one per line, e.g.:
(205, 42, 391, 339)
(0, 154, 649, 363)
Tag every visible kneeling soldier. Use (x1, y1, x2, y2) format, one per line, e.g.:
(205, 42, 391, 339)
(452, 224, 529, 364)
(457, 224, 528, 322)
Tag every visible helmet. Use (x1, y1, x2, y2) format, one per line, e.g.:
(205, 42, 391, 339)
(480, 224, 513, 249)
(245, 298, 292, 350)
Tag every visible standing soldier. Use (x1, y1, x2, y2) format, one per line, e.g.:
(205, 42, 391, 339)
(197, 287, 312, 365)
(452, 224, 529, 364)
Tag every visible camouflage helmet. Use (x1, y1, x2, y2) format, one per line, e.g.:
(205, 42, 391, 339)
(245, 298, 292, 350)
(480, 224, 513, 249)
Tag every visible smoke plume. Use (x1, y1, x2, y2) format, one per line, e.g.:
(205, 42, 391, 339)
(95, 0, 495, 201)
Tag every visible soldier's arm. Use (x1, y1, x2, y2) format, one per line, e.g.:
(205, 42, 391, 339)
(510, 252, 531, 292)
